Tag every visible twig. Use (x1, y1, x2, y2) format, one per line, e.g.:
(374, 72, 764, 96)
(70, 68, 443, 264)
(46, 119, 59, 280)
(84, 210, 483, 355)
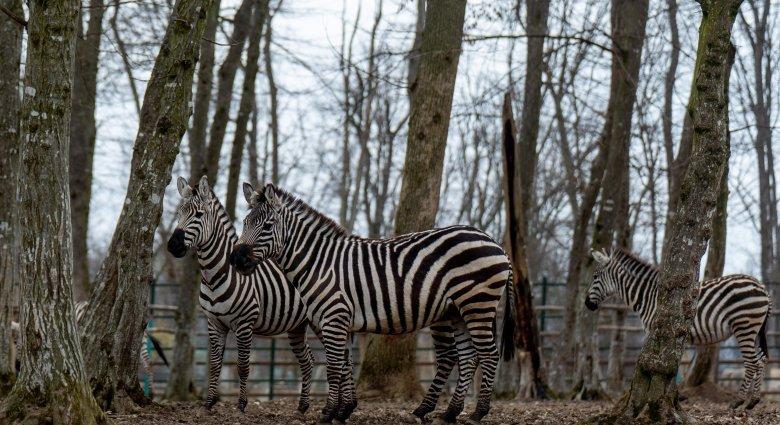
(0, 4, 27, 27)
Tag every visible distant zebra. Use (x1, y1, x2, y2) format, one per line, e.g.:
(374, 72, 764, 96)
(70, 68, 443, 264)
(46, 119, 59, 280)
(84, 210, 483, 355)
(229, 183, 515, 424)
(168, 176, 315, 413)
(11, 301, 169, 393)
(586, 248, 771, 409)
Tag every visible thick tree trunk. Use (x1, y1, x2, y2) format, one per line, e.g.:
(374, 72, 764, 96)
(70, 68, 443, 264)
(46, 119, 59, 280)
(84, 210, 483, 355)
(79, 0, 212, 411)
(596, 1, 740, 422)
(0, 0, 105, 422)
(203, 0, 253, 182)
(358, 0, 467, 398)
(499, 93, 546, 399)
(69, 0, 106, 302)
(0, 0, 23, 396)
(165, 0, 221, 401)
(573, 0, 648, 400)
(226, 0, 267, 218)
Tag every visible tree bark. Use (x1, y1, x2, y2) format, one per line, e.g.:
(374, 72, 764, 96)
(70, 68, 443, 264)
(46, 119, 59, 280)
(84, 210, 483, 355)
(263, 4, 280, 184)
(203, 0, 253, 182)
(662, 0, 680, 194)
(0, 0, 105, 422)
(500, 92, 546, 399)
(69, 0, 106, 302)
(0, 0, 24, 396)
(358, 0, 467, 398)
(79, 0, 213, 411)
(572, 0, 648, 400)
(685, 162, 729, 388)
(226, 0, 267, 218)
(595, 1, 740, 422)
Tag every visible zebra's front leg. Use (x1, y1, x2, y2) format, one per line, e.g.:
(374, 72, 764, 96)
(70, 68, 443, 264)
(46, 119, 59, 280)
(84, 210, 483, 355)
(319, 323, 349, 424)
(440, 329, 477, 424)
(413, 324, 457, 422)
(205, 321, 228, 410)
(235, 325, 254, 412)
(335, 346, 357, 423)
(288, 328, 314, 414)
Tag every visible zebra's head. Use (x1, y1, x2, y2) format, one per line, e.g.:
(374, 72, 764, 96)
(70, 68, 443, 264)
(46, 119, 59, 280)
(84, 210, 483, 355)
(585, 249, 617, 311)
(230, 182, 284, 275)
(167, 175, 216, 258)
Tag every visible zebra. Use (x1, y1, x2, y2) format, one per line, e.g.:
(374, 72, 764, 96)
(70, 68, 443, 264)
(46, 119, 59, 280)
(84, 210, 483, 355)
(167, 176, 315, 413)
(11, 302, 169, 394)
(229, 183, 516, 424)
(586, 248, 771, 409)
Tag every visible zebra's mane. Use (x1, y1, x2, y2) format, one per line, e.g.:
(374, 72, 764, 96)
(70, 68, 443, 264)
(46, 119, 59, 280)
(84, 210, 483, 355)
(611, 247, 659, 274)
(269, 185, 350, 237)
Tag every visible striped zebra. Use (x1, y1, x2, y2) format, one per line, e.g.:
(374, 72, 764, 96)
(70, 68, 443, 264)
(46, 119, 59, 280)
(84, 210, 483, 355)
(167, 176, 315, 413)
(11, 302, 169, 393)
(229, 183, 515, 424)
(586, 248, 771, 409)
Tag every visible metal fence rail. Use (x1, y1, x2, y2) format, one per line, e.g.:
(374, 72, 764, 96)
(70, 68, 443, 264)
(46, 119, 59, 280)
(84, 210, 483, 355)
(143, 279, 780, 400)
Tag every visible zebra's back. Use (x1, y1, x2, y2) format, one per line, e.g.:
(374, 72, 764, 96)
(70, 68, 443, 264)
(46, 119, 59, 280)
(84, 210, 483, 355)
(692, 274, 770, 345)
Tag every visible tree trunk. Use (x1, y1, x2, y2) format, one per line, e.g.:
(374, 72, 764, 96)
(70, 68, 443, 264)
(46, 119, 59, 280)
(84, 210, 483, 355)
(79, 0, 213, 411)
(69, 0, 106, 303)
(0, 0, 105, 422)
(226, 0, 268, 218)
(499, 92, 546, 399)
(263, 5, 280, 184)
(203, 0, 253, 182)
(572, 0, 648, 400)
(596, 1, 740, 422)
(0, 0, 24, 396)
(165, 0, 221, 401)
(358, 0, 467, 398)
(685, 129, 730, 390)
(248, 101, 259, 185)
(662, 0, 680, 194)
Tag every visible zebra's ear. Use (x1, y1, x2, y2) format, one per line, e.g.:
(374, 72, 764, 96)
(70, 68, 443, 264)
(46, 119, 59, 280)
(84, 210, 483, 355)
(243, 182, 257, 206)
(592, 249, 610, 265)
(177, 177, 192, 198)
(198, 175, 212, 199)
(265, 184, 282, 211)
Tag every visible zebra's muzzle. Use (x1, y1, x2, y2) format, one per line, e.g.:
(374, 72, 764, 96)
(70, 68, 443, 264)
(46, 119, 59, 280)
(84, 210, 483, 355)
(584, 298, 598, 311)
(230, 244, 258, 275)
(167, 229, 188, 258)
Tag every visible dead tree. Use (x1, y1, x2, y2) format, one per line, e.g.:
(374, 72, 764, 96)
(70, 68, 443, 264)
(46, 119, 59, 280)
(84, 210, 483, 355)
(0, 0, 105, 422)
(226, 0, 268, 217)
(69, 0, 106, 302)
(357, 0, 467, 398)
(203, 0, 253, 182)
(165, 0, 223, 401)
(79, 0, 213, 411)
(595, 1, 741, 422)
(0, 0, 23, 396)
(571, 0, 649, 400)
(501, 93, 546, 399)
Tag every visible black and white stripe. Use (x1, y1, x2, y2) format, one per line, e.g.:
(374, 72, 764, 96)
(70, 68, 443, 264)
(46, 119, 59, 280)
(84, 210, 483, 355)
(586, 248, 771, 409)
(230, 183, 515, 424)
(168, 176, 314, 413)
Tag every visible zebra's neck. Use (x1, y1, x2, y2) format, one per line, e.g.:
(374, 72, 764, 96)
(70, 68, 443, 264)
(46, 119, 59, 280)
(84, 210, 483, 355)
(612, 251, 660, 329)
(196, 200, 238, 286)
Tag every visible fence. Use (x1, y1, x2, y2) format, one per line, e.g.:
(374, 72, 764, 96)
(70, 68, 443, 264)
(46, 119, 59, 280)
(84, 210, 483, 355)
(143, 279, 780, 400)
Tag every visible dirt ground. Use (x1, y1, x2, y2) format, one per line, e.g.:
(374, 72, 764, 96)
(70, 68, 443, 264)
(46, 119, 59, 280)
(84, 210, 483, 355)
(110, 398, 780, 424)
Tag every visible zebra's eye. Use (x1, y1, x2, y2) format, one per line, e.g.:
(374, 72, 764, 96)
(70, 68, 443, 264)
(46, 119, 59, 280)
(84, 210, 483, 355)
(195, 211, 204, 218)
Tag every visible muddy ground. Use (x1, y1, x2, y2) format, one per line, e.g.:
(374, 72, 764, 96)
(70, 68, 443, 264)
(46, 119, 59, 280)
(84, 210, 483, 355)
(110, 399, 780, 424)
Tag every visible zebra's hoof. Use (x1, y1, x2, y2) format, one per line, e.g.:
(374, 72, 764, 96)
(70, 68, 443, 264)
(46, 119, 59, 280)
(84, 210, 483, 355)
(297, 402, 310, 414)
(317, 413, 334, 425)
(203, 398, 218, 410)
(746, 398, 761, 410)
(730, 399, 745, 410)
(237, 398, 247, 412)
(399, 410, 424, 423)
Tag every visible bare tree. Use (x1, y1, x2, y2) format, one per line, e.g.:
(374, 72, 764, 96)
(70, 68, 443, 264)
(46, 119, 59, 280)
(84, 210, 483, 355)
(264, 0, 281, 184)
(0, 0, 23, 395)
(70, 0, 106, 302)
(358, 0, 467, 398)
(79, 0, 213, 410)
(0, 0, 105, 422)
(597, 0, 740, 421)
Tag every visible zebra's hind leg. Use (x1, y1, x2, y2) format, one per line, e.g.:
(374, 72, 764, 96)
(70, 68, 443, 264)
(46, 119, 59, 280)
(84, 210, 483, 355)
(413, 323, 457, 423)
(745, 354, 767, 410)
(731, 321, 764, 410)
(464, 318, 499, 424)
(440, 327, 477, 424)
(235, 325, 254, 412)
(288, 328, 314, 414)
(335, 347, 358, 423)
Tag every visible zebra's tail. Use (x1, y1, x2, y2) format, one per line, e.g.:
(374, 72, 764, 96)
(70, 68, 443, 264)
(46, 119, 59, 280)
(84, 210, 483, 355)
(500, 268, 517, 361)
(759, 309, 770, 359)
(149, 333, 170, 367)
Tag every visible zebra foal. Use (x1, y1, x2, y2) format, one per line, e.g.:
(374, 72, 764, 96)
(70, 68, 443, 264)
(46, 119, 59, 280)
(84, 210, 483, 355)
(229, 183, 516, 424)
(586, 248, 770, 409)
(167, 176, 314, 413)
